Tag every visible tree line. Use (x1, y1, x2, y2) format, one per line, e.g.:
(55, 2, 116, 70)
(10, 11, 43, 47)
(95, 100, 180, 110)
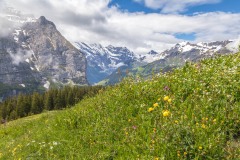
(0, 85, 103, 121)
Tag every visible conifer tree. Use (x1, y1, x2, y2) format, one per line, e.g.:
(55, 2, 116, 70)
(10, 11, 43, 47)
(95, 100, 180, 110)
(31, 92, 42, 114)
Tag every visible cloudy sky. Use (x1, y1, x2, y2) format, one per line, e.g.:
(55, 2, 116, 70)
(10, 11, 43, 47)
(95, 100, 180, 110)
(2, 0, 240, 54)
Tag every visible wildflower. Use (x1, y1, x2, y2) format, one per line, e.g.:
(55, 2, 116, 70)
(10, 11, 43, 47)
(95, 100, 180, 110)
(148, 107, 154, 112)
(174, 120, 179, 124)
(153, 103, 159, 108)
(125, 132, 128, 135)
(177, 151, 181, 157)
(128, 119, 131, 122)
(163, 86, 170, 91)
(198, 146, 203, 150)
(163, 96, 169, 101)
(162, 110, 171, 117)
(157, 98, 161, 101)
(132, 126, 137, 130)
(184, 152, 187, 156)
(154, 157, 159, 160)
(213, 119, 217, 123)
(53, 141, 58, 146)
(201, 124, 206, 129)
(167, 98, 172, 103)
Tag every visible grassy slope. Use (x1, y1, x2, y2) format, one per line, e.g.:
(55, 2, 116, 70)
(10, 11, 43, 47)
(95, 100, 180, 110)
(0, 53, 240, 159)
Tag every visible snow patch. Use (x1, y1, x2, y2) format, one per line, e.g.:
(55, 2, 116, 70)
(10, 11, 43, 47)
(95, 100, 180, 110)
(44, 81, 50, 89)
(20, 84, 25, 87)
(226, 38, 240, 52)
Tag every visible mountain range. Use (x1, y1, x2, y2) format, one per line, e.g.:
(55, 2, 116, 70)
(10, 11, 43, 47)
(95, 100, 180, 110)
(0, 7, 239, 99)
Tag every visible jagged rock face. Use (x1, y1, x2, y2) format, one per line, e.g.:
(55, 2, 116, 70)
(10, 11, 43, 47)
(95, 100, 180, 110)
(0, 16, 88, 99)
(76, 42, 138, 84)
(20, 16, 88, 84)
(0, 37, 40, 85)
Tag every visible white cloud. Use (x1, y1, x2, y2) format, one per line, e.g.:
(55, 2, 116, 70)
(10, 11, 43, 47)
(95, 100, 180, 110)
(134, 0, 221, 13)
(8, 49, 33, 65)
(2, 0, 240, 54)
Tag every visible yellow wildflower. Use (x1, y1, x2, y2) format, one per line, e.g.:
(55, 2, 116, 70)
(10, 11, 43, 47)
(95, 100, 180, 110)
(167, 98, 172, 103)
(201, 124, 206, 129)
(184, 152, 187, 156)
(174, 120, 179, 124)
(153, 103, 159, 108)
(163, 96, 169, 101)
(154, 158, 159, 160)
(128, 119, 131, 122)
(199, 146, 203, 150)
(162, 110, 171, 117)
(213, 119, 217, 123)
(148, 107, 154, 112)
(157, 98, 161, 101)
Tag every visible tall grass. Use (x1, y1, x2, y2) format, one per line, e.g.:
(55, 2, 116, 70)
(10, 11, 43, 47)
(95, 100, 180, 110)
(0, 53, 239, 159)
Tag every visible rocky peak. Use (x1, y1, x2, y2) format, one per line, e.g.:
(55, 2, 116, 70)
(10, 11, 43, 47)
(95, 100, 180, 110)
(37, 16, 56, 29)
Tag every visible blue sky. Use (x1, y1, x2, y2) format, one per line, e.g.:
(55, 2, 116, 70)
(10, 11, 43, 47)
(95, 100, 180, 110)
(4, 0, 240, 53)
(110, 0, 240, 14)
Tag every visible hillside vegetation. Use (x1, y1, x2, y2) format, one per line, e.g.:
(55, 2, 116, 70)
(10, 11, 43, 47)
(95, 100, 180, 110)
(0, 53, 240, 159)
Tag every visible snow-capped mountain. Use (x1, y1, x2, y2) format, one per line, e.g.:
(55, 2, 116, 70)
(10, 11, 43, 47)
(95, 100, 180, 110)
(98, 40, 239, 85)
(0, 14, 87, 99)
(75, 42, 141, 84)
(139, 50, 166, 63)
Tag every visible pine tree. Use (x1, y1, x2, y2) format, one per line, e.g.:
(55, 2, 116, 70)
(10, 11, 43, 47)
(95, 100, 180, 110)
(44, 92, 53, 110)
(31, 92, 42, 114)
(16, 94, 25, 117)
(54, 90, 63, 109)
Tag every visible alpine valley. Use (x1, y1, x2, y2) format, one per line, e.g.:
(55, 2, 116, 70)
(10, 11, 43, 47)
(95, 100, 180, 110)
(0, 8, 239, 100)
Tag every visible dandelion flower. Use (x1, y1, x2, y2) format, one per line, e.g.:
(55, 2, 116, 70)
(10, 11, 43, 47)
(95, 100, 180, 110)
(162, 110, 170, 117)
(199, 146, 203, 150)
(153, 103, 159, 108)
(148, 107, 154, 112)
(163, 96, 169, 101)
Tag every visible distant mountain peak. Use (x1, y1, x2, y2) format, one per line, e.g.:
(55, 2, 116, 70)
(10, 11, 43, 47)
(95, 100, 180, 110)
(148, 50, 158, 55)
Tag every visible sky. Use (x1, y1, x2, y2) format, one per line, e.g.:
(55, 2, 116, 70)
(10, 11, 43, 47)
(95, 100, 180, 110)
(1, 0, 240, 54)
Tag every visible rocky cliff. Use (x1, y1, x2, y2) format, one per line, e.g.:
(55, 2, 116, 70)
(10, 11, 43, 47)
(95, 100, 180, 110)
(0, 16, 88, 100)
